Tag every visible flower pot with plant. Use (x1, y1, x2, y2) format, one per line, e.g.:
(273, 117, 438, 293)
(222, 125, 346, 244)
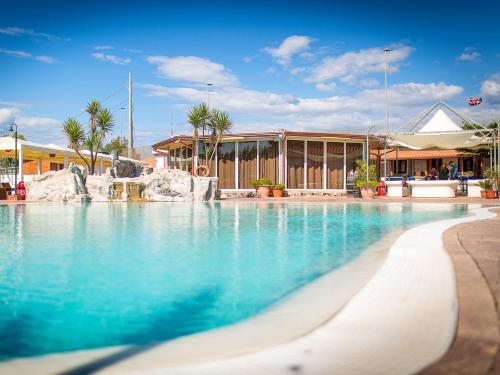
(479, 168, 499, 199)
(272, 183, 285, 197)
(353, 159, 379, 199)
(251, 178, 273, 197)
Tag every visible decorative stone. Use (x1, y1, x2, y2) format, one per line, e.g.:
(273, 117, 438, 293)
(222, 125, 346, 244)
(110, 160, 153, 178)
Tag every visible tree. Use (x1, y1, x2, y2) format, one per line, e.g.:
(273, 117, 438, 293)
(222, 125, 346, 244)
(101, 137, 128, 155)
(187, 103, 233, 168)
(62, 100, 114, 175)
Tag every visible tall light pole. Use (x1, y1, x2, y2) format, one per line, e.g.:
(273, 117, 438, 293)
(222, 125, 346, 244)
(206, 83, 213, 110)
(119, 106, 126, 141)
(366, 125, 375, 181)
(8, 122, 18, 194)
(128, 72, 133, 159)
(383, 48, 390, 178)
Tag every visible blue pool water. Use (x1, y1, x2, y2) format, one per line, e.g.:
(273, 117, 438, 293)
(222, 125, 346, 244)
(0, 202, 469, 359)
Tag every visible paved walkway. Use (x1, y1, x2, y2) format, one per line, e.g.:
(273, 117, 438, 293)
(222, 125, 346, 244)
(421, 209, 500, 375)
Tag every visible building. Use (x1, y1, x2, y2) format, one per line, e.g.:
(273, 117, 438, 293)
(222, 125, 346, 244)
(152, 131, 378, 194)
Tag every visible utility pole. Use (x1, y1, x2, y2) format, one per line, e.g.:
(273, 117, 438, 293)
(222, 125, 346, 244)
(128, 73, 133, 159)
(206, 83, 213, 110)
(383, 48, 390, 178)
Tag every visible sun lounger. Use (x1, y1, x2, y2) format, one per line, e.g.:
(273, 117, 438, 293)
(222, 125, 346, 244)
(407, 180, 459, 198)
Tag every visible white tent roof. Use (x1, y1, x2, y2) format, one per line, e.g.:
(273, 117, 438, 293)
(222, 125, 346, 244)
(388, 103, 492, 150)
(417, 109, 463, 133)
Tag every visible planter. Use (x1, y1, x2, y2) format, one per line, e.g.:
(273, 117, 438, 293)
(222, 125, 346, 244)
(484, 190, 497, 199)
(272, 189, 284, 198)
(257, 185, 272, 198)
(360, 187, 376, 199)
(481, 190, 486, 198)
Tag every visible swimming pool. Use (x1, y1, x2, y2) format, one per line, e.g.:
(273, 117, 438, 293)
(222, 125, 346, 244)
(0, 202, 469, 359)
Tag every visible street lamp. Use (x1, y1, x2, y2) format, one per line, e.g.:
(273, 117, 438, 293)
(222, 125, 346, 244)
(206, 83, 213, 110)
(383, 48, 391, 179)
(8, 122, 18, 194)
(119, 106, 126, 141)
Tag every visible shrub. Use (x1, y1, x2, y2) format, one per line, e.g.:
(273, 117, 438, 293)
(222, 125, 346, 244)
(273, 183, 285, 190)
(353, 159, 378, 189)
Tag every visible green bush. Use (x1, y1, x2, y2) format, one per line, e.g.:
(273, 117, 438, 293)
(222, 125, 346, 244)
(353, 159, 378, 189)
(273, 183, 285, 190)
(251, 178, 274, 188)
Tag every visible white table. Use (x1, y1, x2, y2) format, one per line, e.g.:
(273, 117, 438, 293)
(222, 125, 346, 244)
(467, 180, 484, 198)
(384, 180, 409, 197)
(407, 180, 459, 198)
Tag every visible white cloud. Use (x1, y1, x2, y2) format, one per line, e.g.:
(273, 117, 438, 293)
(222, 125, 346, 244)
(140, 80, 463, 133)
(146, 55, 239, 87)
(481, 73, 500, 103)
(306, 44, 414, 83)
(0, 26, 69, 41)
(91, 52, 131, 65)
(93, 45, 114, 50)
(0, 106, 61, 142)
(457, 47, 481, 62)
(264, 35, 314, 66)
(359, 78, 380, 88)
(315, 82, 337, 92)
(0, 48, 31, 58)
(35, 55, 58, 64)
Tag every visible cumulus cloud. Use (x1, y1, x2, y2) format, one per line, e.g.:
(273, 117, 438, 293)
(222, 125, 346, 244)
(35, 55, 58, 64)
(264, 35, 314, 66)
(306, 44, 414, 83)
(91, 52, 131, 65)
(481, 73, 500, 103)
(0, 26, 69, 41)
(315, 82, 337, 92)
(457, 47, 481, 62)
(146, 55, 239, 87)
(359, 78, 380, 88)
(0, 105, 61, 142)
(140, 80, 463, 133)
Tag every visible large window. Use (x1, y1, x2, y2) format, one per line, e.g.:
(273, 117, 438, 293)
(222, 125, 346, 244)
(327, 142, 344, 189)
(307, 141, 323, 189)
(217, 142, 236, 188)
(259, 140, 278, 184)
(287, 140, 305, 189)
(169, 149, 175, 169)
(238, 142, 257, 188)
(346, 143, 363, 179)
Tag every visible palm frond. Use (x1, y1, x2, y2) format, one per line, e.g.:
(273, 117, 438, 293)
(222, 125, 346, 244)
(96, 108, 114, 135)
(62, 117, 85, 149)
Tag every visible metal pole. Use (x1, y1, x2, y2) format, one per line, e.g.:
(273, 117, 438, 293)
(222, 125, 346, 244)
(14, 125, 17, 194)
(128, 73, 133, 159)
(383, 48, 390, 178)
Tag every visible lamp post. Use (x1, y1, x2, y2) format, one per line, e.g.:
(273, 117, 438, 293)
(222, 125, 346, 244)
(206, 83, 213, 110)
(8, 122, 18, 194)
(383, 48, 390, 179)
(119, 106, 126, 141)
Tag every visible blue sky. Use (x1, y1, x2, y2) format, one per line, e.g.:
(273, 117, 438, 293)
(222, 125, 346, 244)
(0, 0, 499, 146)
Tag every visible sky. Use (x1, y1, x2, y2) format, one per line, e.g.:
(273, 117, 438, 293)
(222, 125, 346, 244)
(0, 0, 499, 146)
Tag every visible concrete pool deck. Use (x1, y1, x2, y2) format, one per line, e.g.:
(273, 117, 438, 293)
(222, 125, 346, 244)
(420, 208, 500, 375)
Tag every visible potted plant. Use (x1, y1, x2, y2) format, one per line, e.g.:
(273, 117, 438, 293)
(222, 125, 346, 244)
(479, 168, 499, 199)
(353, 159, 379, 199)
(272, 183, 285, 197)
(251, 178, 273, 198)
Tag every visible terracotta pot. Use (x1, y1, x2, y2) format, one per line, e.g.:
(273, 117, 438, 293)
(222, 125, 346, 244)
(257, 185, 272, 198)
(484, 190, 497, 199)
(272, 189, 284, 197)
(481, 190, 486, 198)
(360, 187, 375, 199)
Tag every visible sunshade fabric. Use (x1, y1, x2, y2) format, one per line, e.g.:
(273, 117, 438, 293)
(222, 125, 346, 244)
(388, 131, 486, 150)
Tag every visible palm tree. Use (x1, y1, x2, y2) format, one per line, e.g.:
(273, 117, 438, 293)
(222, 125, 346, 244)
(208, 109, 233, 164)
(62, 101, 114, 175)
(62, 117, 91, 171)
(187, 103, 210, 166)
(86, 99, 101, 132)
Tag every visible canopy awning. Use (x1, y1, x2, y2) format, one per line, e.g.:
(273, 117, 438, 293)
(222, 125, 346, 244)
(387, 105, 492, 150)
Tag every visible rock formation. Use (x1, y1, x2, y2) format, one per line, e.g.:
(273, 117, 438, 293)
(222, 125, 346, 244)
(27, 163, 218, 203)
(110, 160, 153, 178)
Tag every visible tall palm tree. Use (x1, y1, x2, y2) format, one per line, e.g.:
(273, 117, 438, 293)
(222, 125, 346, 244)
(208, 109, 233, 164)
(62, 117, 91, 171)
(86, 99, 101, 132)
(187, 103, 209, 166)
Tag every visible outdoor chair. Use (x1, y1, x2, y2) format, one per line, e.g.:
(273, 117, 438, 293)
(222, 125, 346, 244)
(0, 188, 7, 200)
(1, 182, 14, 194)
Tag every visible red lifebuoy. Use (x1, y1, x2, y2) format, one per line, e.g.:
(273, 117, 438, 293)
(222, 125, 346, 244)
(195, 165, 210, 177)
